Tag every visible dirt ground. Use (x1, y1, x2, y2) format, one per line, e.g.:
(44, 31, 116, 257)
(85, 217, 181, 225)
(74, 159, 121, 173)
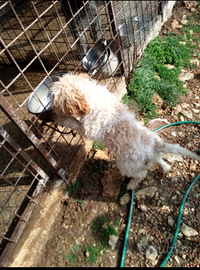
(32, 1, 200, 267)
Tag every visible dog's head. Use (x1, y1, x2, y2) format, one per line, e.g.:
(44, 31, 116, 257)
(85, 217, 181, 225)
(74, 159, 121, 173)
(50, 73, 90, 118)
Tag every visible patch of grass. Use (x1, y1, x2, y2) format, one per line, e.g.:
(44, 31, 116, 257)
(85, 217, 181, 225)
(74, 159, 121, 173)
(91, 141, 105, 151)
(62, 242, 80, 266)
(124, 27, 197, 118)
(66, 181, 81, 198)
(83, 244, 103, 263)
(89, 158, 109, 176)
(91, 217, 118, 248)
(113, 218, 120, 226)
(91, 216, 107, 234)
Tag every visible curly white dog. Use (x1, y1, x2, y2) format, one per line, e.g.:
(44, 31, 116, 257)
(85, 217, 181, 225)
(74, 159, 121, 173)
(50, 73, 200, 190)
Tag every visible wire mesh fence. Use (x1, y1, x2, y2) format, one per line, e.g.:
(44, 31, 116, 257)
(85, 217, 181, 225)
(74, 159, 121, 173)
(0, 0, 168, 266)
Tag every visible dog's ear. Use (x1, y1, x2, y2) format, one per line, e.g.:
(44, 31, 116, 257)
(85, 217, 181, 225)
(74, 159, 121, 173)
(64, 86, 90, 116)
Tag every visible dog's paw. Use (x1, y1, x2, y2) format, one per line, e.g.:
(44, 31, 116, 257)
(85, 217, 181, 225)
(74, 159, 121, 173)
(162, 163, 171, 173)
(127, 178, 137, 190)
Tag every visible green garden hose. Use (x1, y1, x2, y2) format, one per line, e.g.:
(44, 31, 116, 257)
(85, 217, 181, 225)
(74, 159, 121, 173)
(120, 121, 200, 267)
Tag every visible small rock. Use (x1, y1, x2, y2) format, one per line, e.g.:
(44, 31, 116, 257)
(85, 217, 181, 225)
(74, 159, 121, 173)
(168, 216, 175, 227)
(171, 177, 179, 181)
(178, 232, 183, 238)
(189, 164, 196, 171)
(135, 187, 157, 199)
(181, 109, 193, 119)
(193, 102, 200, 108)
(161, 205, 170, 212)
(137, 241, 148, 255)
(165, 64, 175, 69)
(171, 19, 182, 29)
(181, 103, 189, 109)
(101, 170, 125, 199)
(191, 7, 196, 12)
(178, 70, 194, 81)
(181, 20, 188, 25)
(190, 58, 199, 67)
(181, 223, 198, 237)
(152, 93, 164, 107)
(155, 72, 161, 81)
(140, 204, 148, 212)
(172, 131, 177, 137)
(119, 192, 130, 205)
(184, 1, 194, 10)
(85, 251, 90, 258)
(146, 245, 158, 261)
(171, 194, 178, 200)
(94, 149, 109, 160)
(138, 228, 147, 234)
(182, 254, 186, 259)
(192, 108, 200, 114)
(174, 255, 181, 264)
(193, 193, 200, 199)
(179, 41, 186, 45)
(108, 235, 119, 250)
(182, 14, 187, 20)
(189, 29, 194, 35)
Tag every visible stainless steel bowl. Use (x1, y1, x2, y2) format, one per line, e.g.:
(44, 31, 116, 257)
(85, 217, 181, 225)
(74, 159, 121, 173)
(27, 72, 68, 122)
(82, 39, 109, 75)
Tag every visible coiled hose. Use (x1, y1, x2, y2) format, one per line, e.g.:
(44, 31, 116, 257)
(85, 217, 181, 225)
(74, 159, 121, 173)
(120, 121, 200, 267)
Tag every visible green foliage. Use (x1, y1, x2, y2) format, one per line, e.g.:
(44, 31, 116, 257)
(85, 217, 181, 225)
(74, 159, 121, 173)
(89, 158, 109, 176)
(91, 217, 118, 248)
(91, 216, 107, 234)
(83, 244, 103, 263)
(62, 242, 80, 266)
(124, 27, 198, 118)
(91, 141, 105, 151)
(66, 181, 81, 198)
(113, 218, 120, 226)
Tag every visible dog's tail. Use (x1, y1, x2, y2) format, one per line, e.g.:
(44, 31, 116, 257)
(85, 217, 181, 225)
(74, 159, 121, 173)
(163, 143, 200, 161)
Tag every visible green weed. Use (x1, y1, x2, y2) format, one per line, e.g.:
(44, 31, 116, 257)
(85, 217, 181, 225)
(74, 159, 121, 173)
(124, 27, 197, 118)
(91, 217, 118, 248)
(89, 158, 109, 176)
(91, 216, 107, 234)
(83, 244, 103, 263)
(91, 141, 105, 151)
(62, 242, 80, 266)
(66, 181, 81, 198)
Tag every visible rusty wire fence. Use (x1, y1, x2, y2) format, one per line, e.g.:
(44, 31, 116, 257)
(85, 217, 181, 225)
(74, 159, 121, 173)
(0, 0, 168, 266)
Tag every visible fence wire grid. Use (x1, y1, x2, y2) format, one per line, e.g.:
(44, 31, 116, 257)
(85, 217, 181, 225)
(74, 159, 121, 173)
(0, 0, 167, 266)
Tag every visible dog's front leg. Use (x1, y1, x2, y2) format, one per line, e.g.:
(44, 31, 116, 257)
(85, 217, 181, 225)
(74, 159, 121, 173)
(55, 117, 82, 132)
(127, 170, 148, 190)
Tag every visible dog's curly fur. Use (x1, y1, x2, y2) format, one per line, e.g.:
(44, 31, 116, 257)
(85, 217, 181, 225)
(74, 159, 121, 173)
(50, 73, 200, 190)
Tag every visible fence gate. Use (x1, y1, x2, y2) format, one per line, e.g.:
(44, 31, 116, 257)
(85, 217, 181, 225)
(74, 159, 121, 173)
(0, 0, 169, 265)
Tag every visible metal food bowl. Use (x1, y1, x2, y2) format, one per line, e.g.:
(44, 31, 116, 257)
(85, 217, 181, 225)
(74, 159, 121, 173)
(82, 39, 109, 76)
(82, 39, 118, 78)
(27, 72, 68, 122)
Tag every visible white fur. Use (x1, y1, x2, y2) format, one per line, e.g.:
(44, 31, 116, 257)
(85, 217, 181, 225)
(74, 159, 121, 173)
(51, 73, 200, 190)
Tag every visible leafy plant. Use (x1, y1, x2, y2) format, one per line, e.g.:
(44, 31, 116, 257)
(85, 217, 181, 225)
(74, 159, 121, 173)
(66, 181, 81, 198)
(91, 217, 118, 248)
(123, 27, 197, 118)
(62, 242, 80, 266)
(91, 216, 107, 234)
(89, 159, 109, 176)
(91, 141, 105, 151)
(83, 244, 103, 263)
